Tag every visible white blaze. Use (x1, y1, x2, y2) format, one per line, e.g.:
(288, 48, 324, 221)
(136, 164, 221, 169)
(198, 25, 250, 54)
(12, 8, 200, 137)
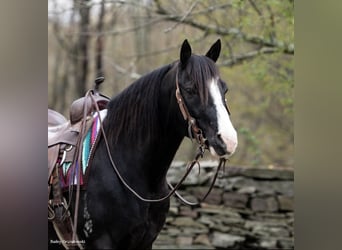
(209, 78, 238, 157)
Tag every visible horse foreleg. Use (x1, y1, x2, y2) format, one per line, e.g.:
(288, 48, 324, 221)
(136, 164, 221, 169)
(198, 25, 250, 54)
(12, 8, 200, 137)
(88, 232, 113, 249)
(143, 244, 153, 250)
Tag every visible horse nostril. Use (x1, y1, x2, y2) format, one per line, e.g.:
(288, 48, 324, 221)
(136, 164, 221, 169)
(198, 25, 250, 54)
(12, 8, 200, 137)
(217, 133, 230, 154)
(204, 139, 209, 148)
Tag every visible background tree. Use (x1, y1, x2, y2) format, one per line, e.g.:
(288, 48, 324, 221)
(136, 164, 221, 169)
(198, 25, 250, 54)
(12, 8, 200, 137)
(48, 0, 294, 167)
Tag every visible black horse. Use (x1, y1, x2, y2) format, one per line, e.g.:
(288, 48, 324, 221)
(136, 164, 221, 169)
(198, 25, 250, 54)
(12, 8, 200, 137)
(49, 39, 237, 249)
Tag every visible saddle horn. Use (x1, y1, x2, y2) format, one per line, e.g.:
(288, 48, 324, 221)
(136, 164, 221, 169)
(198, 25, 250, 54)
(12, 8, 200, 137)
(94, 76, 105, 94)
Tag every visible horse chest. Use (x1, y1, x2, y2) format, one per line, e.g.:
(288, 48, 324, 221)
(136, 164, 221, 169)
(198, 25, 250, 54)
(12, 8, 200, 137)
(83, 191, 170, 249)
(119, 200, 170, 234)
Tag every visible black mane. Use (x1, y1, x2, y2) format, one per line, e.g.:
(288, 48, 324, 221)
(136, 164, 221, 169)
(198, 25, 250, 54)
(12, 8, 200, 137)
(104, 55, 219, 145)
(104, 63, 174, 144)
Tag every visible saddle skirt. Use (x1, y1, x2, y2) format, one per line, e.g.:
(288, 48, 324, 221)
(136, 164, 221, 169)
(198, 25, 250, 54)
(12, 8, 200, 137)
(60, 109, 107, 190)
(48, 109, 107, 191)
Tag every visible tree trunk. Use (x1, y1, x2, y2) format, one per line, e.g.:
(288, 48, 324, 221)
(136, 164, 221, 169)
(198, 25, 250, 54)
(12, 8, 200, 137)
(95, 0, 106, 79)
(75, 0, 90, 98)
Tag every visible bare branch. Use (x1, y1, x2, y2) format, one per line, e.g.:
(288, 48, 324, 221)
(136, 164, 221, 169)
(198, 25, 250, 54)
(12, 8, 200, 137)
(248, 0, 263, 17)
(164, 0, 199, 33)
(265, 3, 277, 43)
(220, 47, 280, 67)
(154, 1, 294, 55)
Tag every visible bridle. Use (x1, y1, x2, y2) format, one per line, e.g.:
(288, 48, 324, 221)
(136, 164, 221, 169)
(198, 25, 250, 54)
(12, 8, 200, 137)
(173, 68, 227, 205)
(175, 70, 207, 147)
(91, 68, 227, 205)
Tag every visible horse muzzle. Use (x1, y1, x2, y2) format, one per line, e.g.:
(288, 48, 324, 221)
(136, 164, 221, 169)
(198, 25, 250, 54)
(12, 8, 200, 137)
(206, 131, 238, 159)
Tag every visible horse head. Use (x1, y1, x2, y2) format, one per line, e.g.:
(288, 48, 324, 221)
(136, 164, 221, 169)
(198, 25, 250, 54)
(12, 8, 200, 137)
(177, 39, 238, 158)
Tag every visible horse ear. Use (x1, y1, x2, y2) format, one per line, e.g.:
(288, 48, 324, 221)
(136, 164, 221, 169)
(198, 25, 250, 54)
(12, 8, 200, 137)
(205, 39, 221, 62)
(180, 39, 192, 67)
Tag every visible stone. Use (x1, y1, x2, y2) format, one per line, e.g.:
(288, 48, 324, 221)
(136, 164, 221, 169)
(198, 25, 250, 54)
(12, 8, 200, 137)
(211, 223, 231, 233)
(167, 165, 211, 186)
(152, 245, 184, 249)
(254, 212, 287, 220)
(179, 206, 198, 218)
(227, 176, 256, 190)
(221, 165, 246, 177)
(229, 227, 255, 237)
(202, 188, 223, 205)
(165, 217, 174, 224)
(199, 214, 244, 228)
(183, 195, 199, 203)
(272, 180, 294, 196)
(250, 181, 275, 195)
(223, 192, 249, 208)
(193, 234, 211, 246)
(286, 212, 294, 217)
(278, 195, 294, 211)
(237, 186, 256, 194)
(252, 225, 289, 238)
(165, 227, 181, 236)
(287, 216, 294, 227)
(189, 187, 222, 198)
(182, 226, 209, 235)
(198, 160, 220, 169)
(213, 178, 234, 191)
(278, 237, 294, 249)
(171, 217, 207, 229)
(176, 236, 193, 246)
(247, 220, 290, 238)
(260, 238, 278, 249)
(241, 167, 294, 180)
(251, 197, 279, 212)
(198, 215, 215, 228)
(153, 234, 176, 245)
(197, 205, 241, 218)
(170, 161, 186, 168)
(169, 196, 179, 205)
(268, 227, 290, 237)
(211, 232, 245, 248)
(168, 206, 179, 216)
(220, 215, 245, 226)
(214, 176, 256, 191)
(245, 220, 288, 229)
(253, 180, 294, 196)
(232, 207, 254, 216)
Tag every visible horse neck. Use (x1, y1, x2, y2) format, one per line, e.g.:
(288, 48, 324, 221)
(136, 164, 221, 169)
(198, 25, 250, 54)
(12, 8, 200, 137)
(137, 69, 186, 189)
(105, 66, 186, 192)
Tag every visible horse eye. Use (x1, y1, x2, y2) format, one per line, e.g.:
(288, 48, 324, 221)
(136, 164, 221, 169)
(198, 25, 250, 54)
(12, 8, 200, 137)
(185, 87, 195, 94)
(224, 98, 231, 115)
(182, 83, 196, 95)
(220, 80, 228, 94)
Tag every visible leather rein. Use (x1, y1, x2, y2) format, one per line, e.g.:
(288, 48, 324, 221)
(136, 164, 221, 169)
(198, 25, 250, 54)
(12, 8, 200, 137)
(91, 70, 226, 205)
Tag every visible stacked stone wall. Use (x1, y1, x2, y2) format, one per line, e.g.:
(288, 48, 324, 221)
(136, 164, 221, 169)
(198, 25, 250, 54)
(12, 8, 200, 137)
(152, 162, 294, 249)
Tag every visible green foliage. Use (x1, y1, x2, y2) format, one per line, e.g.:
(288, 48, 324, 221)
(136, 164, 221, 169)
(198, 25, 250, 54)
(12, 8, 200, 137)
(238, 127, 262, 166)
(224, 52, 293, 166)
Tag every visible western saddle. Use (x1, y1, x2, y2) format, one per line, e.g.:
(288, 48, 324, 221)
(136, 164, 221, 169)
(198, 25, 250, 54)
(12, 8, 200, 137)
(48, 77, 109, 249)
